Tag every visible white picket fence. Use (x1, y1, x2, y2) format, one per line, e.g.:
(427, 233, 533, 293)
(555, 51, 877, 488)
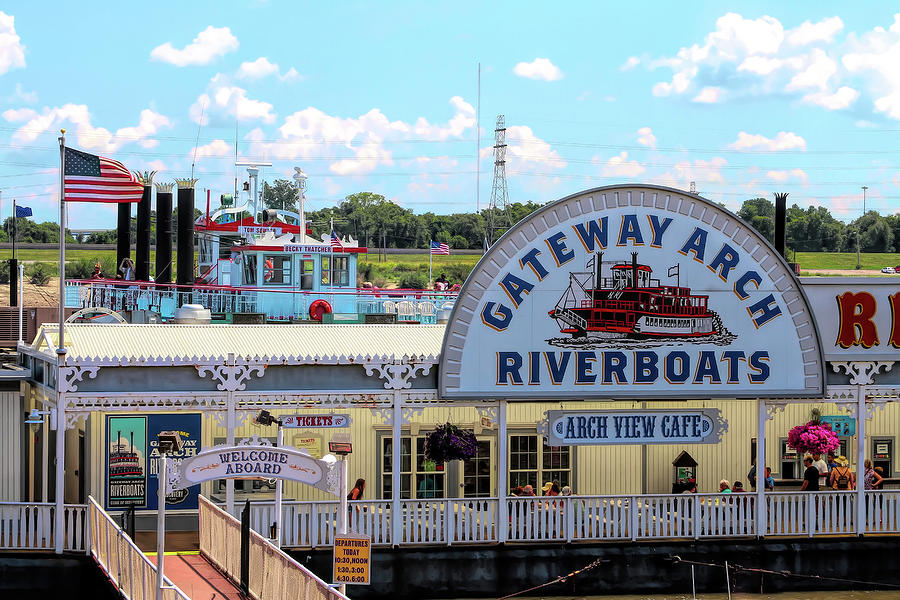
(238, 491, 900, 548)
(0, 502, 87, 551)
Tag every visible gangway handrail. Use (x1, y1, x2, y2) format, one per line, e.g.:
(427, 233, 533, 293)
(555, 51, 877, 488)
(199, 495, 349, 600)
(88, 497, 190, 600)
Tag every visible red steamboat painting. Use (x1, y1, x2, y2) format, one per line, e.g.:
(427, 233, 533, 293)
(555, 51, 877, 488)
(549, 252, 733, 345)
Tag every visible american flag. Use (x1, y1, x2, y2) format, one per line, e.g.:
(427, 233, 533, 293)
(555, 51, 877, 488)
(330, 229, 343, 250)
(430, 241, 450, 255)
(64, 147, 143, 203)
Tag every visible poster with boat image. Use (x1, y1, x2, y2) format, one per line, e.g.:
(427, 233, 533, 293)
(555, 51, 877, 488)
(105, 413, 202, 510)
(106, 416, 147, 508)
(440, 185, 825, 399)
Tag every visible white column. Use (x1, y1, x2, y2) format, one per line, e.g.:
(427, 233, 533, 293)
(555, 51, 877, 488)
(755, 398, 766, 538)
(391, 391, 401, 547)
(41, 415, 48, 503)
(54, 354, 66, 554)
(226, 391, 235, 516)
(497, 399, 507, 543)
(856, 385, 866, 535)
(274, 423, 284, 546)
(338, 458, 348, 597)
(17, 263, 23, 343)
(156, 454, 167, 600)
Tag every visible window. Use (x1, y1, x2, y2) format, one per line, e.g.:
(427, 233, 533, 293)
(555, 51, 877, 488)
(381, 436, 445, 499)
(331, 256, 350, 287)
(263, 255, 291, 286)
(509, 435, 571, 491)
(463, 440, 492, 497)
(242, 255, 257, 285)
(300, 259, 315, 290)
(321, 256, 331, 285)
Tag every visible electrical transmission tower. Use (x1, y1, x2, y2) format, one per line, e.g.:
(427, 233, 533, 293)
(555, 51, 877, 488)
(486, 115, 512, 247)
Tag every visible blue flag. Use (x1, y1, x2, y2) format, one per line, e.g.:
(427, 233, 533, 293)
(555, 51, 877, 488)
(15, 205, 32, 218)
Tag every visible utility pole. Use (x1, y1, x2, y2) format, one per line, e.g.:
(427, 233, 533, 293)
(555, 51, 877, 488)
(857, 186, 867, 270)
(486, 115, 512, 247)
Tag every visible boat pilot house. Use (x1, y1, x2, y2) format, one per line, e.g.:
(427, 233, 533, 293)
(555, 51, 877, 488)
(12, 184, 900, 550)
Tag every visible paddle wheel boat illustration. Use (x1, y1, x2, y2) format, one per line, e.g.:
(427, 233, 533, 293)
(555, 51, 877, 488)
(549, 252, 724, 341)
(109, 431, 144, 480)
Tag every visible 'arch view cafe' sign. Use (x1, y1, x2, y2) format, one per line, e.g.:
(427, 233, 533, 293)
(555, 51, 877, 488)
(440, 185, 824, 400)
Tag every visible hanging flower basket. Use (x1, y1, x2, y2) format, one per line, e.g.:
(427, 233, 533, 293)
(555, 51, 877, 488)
(424, 423, 478, 463)
(787, 421, 840, 456)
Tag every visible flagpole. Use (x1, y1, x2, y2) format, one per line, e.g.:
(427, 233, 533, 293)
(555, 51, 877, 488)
(12, 198, 16, 261)
(54, 129, 67, 554)
(429, 243, 433, 287)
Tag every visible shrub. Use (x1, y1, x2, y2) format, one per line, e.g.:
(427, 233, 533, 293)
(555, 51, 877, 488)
(67, 256, 117, 279)
(397, 272, 428, 289)
(0, 261, 8, 284)
(29, 263, 51, 286)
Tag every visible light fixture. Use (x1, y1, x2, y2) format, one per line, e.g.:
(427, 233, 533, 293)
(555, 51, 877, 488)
(25, 407, 57, 429)
(255, 409, 281, 427)
(157, 430, 183, 455)
(242, 181, 251, 192)
(329, 433, 352, 455)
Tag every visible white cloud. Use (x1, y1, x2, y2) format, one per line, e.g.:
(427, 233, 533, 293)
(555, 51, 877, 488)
(7, 82, 36, 103)
(785, 48, 837, 91)
(636, 127, 656, 148)
(660, 157, 728, 188)
(192, 139, 232, 159)
(150, 26, 238, 67)
(236, 57, 300, 81)
(766, 168, 809, 184)
(855, 119, 878, 128)
(802, 86, 859, 109)
(693, 86, 725, 103)
(0, 11, 25, 75)
(786, 17, 844, 46)
(6, 104, 171, 152)
(843, 16, 900, 119)
(190, 74, 276, 124)
(598, 151, 645, 178)
(412, 96, 473, 140)
(2, 107, 37, 122)
(621, 56, 640, 70)
(737, 56, 785, 75)
(513, 57, 563, 81)
(729, 131, 806, 151)
(505, 125, 566, 171)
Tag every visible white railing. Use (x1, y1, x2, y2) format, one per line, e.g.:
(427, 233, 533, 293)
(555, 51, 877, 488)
(88, 497, 189, 600)
(200, 496, 348, 600)
(0, 502, 87, 552)
(236, 491, 900, 548)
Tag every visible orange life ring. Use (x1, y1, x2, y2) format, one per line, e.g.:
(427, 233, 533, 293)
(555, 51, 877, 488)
(309, 299, 332, 321)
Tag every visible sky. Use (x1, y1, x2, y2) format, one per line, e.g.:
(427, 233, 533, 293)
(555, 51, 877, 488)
(1, 2, 900, 229)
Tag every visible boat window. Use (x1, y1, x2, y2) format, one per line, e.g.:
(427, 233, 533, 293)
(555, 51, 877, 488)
(331, 256, 350, 286)
(380, 436, 447, 499)
(242, 255, 257, 286)
(300, 259, 314, 290)
(198, 237, 213, 264)
(263, 255, 291, 285)
(321, 256, 330, 285)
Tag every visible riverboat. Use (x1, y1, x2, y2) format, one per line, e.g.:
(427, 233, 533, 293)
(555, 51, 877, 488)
(549, 252, 719, 339)
(108, 431, 143, 480)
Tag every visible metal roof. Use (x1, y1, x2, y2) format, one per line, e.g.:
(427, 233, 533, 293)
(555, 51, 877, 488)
(30, 323, 445, 365)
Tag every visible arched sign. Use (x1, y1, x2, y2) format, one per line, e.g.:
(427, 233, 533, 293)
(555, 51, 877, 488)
(440, 184, 824, 399)
(166, 444, 340, 496)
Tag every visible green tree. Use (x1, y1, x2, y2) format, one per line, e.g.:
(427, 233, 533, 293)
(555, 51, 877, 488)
(262, 179, 299, 212)
(738, 198, 775, 243)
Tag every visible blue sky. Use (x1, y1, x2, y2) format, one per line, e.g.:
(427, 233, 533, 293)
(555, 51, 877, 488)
(1, 2, 899, 229)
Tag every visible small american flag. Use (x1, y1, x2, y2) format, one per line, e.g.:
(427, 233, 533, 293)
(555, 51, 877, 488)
(64, 147, 143, 203)
(330, 230, 343, 250)
(430, 241, 450, 255)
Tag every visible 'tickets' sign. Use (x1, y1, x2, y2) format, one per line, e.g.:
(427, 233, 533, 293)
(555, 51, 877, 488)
(440, 185, 824, 399)
(282, 414, 351, 428)
(544, 409, 725, 445)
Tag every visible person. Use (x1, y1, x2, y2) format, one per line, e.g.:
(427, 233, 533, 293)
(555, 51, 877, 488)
(348, 478, 365, 501)
(560, 485, 572, 496)
(522, 484, 535, 496)
(418, 475, 437, 498)
(434, 273, 449, 291)
(541, 481, 558, 496)
(764, 466, 775, 491)
(826, 451, 838, 475)
(685, 478, 697, 493)
(830, 456, 855, 490)
(732, 481, 746, 492)
(812, 452, 829, 489)
(801, 456, 819, 491)
(511, 486, 524, 497)
(864, 459, 883, 490)
(747, 459, 757, 489)
(874, 466, 886, 490)
(264, 257, 275, 282)
(551, 480, 561, 495)
(118, 257, 135, 281)
(719, 479, 732, 494)
(90, 262, 103, 279)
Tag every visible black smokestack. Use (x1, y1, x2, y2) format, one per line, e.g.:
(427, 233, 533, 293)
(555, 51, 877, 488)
(135, 171, 155, 280)
(774, 192, 788, 258)
(116, 203, 131, 271)
(154, 183, 174, 284)
(175, 178, 197, 293)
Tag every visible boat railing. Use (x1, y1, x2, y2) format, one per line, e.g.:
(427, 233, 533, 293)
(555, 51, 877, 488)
(65, 279, 457, 322)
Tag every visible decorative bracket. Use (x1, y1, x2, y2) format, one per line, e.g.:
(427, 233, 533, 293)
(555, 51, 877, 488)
(831, 361, 894, 386)
(765, 399, 789, 420)
(237, 434, 273, 446)
(476, 406, 498, 428)
(401, 406, 424, 425)
(369, 407, 394, 425)
(65, 412, 88, 431)
(197, 363, 266, 391)
(58, 366, 99, 393)
(364, 361, 434, 390)
(211, 409, 254, 428)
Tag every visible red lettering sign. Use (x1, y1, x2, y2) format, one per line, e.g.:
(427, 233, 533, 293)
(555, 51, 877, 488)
(891, 292, 900, 349)
(835, 292, 879, 349)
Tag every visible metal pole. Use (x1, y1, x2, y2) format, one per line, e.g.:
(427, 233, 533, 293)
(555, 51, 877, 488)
(54, 131, 67, 555)
(497, 399, 508, 543)
(156, 453, 167, 600)
(339, 457, 348, 597)
(391, 391, 401, 547)
(476, 62, 480, 214)
(41, 415, 48, 503)
(274, 423, 283, 546)
(725, 560, 732, 600)
(857, 384, 866, 535)
(18, 263, 24, 343)
(756, 399, 766, 538)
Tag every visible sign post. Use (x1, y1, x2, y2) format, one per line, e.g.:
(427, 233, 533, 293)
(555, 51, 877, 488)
(155, 453, 166, 600)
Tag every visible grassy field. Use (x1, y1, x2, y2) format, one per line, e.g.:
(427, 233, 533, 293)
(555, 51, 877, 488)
(3, 247, 898, 284)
